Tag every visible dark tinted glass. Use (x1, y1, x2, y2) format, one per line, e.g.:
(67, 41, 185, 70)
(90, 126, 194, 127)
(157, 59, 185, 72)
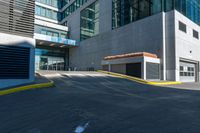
(179, 21, 187, 33)
(193, 29, 199, 39)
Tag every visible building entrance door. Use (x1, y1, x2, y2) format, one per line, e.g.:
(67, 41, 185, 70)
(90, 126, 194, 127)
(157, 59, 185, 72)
(48, 58, 65, 71)
(39, 57, 48, 70)
(35, 47, 67, 71)
(35, 56, 65, 71)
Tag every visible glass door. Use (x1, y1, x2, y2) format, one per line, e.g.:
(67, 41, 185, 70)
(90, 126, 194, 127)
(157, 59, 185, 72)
(35, 54, 65, 71)
(39, 57, 48, 70)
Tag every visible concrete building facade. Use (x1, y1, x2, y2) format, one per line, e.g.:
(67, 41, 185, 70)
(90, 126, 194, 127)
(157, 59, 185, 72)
(63, 0, 200, 82)
(34, 0, 77, 72)
(1, 0, 200, 89)
(0, 0, 35, 89)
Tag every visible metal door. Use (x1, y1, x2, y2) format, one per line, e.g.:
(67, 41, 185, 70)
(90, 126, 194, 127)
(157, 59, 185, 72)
(180, 61, 196, 82)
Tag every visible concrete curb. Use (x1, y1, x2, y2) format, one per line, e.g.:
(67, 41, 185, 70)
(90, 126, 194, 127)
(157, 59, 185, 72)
(0, 80, 54, 96)
(97, 70, 182, 86)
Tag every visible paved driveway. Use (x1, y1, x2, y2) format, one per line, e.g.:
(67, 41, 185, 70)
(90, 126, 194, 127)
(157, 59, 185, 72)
(1, 71, 200, 133)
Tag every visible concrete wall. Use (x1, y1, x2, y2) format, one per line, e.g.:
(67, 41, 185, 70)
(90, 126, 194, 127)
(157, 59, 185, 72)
(66, 0, 200, 82)
(164, 11, 176, 81)
(102, 56, 160, 80)
(0, 33, 35, 89)
(68, 0, 164, 70)
(111, 64, 126, 74)
(174, 11, 200, 81)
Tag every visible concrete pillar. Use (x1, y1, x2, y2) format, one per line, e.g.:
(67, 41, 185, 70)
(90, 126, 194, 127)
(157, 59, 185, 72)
(108, 64, 111, 72)
(64, 48, 69, 71)
(198, 62, 200, 82)
(175, 58, 180, 81)
(162, 13, 167, 81)
(142, 60, 146, 80)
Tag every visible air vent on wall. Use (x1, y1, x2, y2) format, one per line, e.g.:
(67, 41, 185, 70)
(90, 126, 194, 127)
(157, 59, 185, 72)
(0, 45, 30, 79)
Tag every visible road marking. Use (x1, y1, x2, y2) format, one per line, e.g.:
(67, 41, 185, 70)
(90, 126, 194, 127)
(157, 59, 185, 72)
(74, 122, 89, 133)
(97, 70, 182, 85)
(43, 73, 61, 78)
(0, 81, 54, 96)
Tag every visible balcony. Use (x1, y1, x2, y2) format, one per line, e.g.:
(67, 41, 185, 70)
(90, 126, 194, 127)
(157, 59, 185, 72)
(34, 33, 77, 47)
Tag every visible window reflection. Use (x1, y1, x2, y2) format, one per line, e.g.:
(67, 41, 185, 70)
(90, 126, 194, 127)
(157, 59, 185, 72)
(80, 1, 99, 41)
(112, 0, 200, 29)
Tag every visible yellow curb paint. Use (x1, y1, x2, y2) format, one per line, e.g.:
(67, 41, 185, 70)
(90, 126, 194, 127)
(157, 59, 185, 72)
(0, 81, 54, 96)
(97, 70, 182, 86)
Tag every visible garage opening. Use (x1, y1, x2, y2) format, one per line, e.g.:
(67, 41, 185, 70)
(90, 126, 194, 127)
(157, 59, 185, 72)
(146, 62, 160, 80)
(102, 52, 160, 80)
(180, 61, 197, 82)
(126, 63, 141, 78)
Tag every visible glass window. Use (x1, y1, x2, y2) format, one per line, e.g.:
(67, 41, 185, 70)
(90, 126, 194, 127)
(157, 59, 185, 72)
(112, 0, 162, 29)
(61, 33, 67, 39)
(37, 25, 68, 39)
(52, 0, 58, 7)
(40, 0, 46, 3)
(165, 0, 174, 11)
(191, 73, 194, 76)
(139, 0, 151, 18)
(53, 32, 59, 37)
(41, 7, 46, 16)
(179, 21, 187, 33)
(35, 5, 59, 20)
(46, 0, 52, 5)
(180, 72, 184, 76)
(151, 0, 162, 14)
(112, 0, 200, 29)
(80, 1, 99, 41)
(184, 72, 188, 76)
(41, 30, 47, 35)
(193, 29, 199, 39)
(37, 0, 59, 7)
(62, 0, 88, 19)
(180, 66, 184, 71)
(46, 9, 52, 18)
(52, 11, 57, 20)
(35, 5, 41, 15)
(47, 31, 53, 36)
(175, 0, 200, 25)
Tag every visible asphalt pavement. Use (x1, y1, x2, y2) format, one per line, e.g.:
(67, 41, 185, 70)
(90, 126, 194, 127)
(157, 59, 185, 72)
(0, 71, 200, 133)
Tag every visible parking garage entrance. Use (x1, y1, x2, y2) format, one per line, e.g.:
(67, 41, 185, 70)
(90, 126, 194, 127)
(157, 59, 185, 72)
(179, 60, 198, 82)
(126, 63, 142, 78)
(102, 52, 161, 80)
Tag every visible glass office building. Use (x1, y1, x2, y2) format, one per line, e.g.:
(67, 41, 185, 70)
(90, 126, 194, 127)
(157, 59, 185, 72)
(35, 5, 61, 20)
(80, 1, 100, 40)
(62, 0, 89, 19)
(112, 0, 200, 29)
(34, 0, 77, 71)
(32, 0, 200, 82)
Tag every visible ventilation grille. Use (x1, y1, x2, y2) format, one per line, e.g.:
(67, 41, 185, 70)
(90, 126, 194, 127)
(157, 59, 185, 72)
(0, 0, 35, 38)
(146, 62, 160, 80)
(0, 45, 30, 79)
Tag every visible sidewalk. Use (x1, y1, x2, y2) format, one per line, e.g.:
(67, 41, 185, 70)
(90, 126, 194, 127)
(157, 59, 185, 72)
(97, 70, 182, 86)
(0, 73, 54, 96)
(167, 82, 200, 91)
(34, 73, 50, 84)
